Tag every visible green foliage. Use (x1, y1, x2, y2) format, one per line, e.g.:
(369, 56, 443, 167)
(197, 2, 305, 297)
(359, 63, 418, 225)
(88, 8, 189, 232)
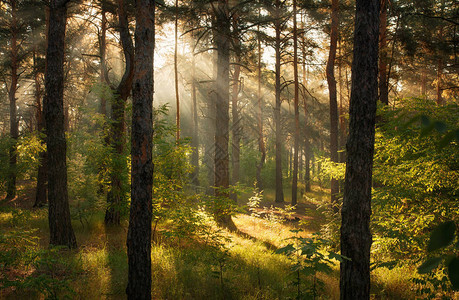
(0, 230, 77, 299)
(275, 230, 341, 299)
(0, 133, 45, 193)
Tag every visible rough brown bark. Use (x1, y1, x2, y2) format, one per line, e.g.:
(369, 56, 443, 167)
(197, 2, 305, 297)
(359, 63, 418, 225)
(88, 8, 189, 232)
(7, 0, 18, 200)
(291, 0, 299, 206)
(436, 0, 445, 105)
(126, 0, 154, 298)
(378, 0, 389, 105)
(213, 0, 236, 230)
(105, 0, 135, 225)
(340, 0, 379, 298)
(44, 0, 77, 249)
(326, 0, 339, 210)
(274, 0, 284, 203)
(99, 3, 108, 116)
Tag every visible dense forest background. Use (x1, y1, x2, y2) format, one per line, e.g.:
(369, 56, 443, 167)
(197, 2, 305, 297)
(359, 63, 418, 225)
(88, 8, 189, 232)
(0, 0, 457, 299)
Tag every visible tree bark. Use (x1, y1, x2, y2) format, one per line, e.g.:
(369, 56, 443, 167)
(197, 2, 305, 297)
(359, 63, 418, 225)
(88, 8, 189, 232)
(378, 0, 389, 105)
(44, 0, 77, 249)
(326, 0, 339, 210)
(231, 55, 241, 195)
(340, 0, 379, 298)
(7, 0, 18, 200)
(291, 0, 300, 205)
(274, 0, 284, 203)
(126, 0, 154, 298)
(301, 21, 311, 192)
(33, 46, 47, 208)
(214, 0, 236, 230)
(105, 0, 135, 225)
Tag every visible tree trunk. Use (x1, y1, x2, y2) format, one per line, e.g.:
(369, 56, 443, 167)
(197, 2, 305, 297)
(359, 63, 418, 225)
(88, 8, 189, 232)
(105, 0, 135, 225)
(255, 20, 266, 191)
(99, 3, 107, 116)
(174, 0, 180, 142)
(33, 46, 47, 208)
(326, 0, 339, 211)
(7, 0, 18, 200)
(436, 0, 444, 105)
(291, 0, 299, 206)
(301, 26, 311, 192)
(126, 0, 155, 298)
(340, 0, 379, 298)
(378, 0, 389, 105)
(231, 56, 241, 195)
(274, 0, 284, 203)
(214, 0, 236, 230)
(190, 53, 200, 186)
(44, 0, 77, 249)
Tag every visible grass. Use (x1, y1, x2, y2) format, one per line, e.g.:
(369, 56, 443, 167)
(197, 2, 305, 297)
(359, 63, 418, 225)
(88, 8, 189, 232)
(0, 183, 449, 299)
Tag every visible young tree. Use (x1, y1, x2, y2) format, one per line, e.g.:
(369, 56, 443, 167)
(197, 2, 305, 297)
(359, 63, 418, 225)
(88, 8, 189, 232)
(340, 0, 380, 298)
(104, 0, 135, 225)
(44, 0, 77, 248)
(126, 0, 155, 297)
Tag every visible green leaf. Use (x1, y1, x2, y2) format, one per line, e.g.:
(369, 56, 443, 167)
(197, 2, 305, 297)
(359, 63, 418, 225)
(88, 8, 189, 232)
(447, 257, 459, 291)
(275, 244, 295, 255)
(418, 257, 442, 274)
(427, 221, 456, 252)
(438, 130, 458, 148)
(328, 252, 345, 262)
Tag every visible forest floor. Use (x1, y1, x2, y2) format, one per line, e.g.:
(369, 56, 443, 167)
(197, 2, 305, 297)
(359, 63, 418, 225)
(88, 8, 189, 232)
(0, 182, 418, 299)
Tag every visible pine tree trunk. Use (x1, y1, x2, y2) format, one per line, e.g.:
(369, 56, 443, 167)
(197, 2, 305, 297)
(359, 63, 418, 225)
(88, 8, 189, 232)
(44, 0, 77, 249)
(214, 0, 236, 230)
(126, 0, 155, 298)
(190, 54, 200, 186)
(7, 0, 18, 200)
(256, 21, 265, 191)
(274, 0, 284, 203)
(378, 0, 389, 105)
(326, 0, 339, 211)
(301, 29, 311, 192)
(231, 58, 241, 194)
(291, 0, 300, 206)
(174, 0, 180, 142)
(34, 46, 47, 208)
(340, 0, 379, 298)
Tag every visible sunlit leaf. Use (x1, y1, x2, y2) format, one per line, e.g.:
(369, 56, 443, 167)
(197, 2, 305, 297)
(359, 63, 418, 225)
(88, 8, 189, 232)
(418, 257, 442, 274)
(427, 221, 456, 252)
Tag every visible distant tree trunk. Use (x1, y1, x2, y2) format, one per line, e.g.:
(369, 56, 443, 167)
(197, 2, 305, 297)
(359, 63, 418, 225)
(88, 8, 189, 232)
(174, 0, 180, 142)
(301, 27, 311, 192)
(256, 21, 265, 191)
(34, 46, 47, 208)
(378, 0, 389, 105)
(274, 0, 284, 203)
(213, 0, 236, 230)
(231, 13, 241, 199)
(7, 0, 18, 200)
(436, 0, 444, 105)
(126, 0, 154, 298)
(326, 0, 339, 211)
(44, 0, 77, 249)
(190, 54, 200, 186)
(99, 3, 107, 116)
(105, 0, 134, 225)
(291, 0, 300, 206)
(231, 57, 241, 194)
(340, 0, 379, 298)
(205, 50, 218, 193)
